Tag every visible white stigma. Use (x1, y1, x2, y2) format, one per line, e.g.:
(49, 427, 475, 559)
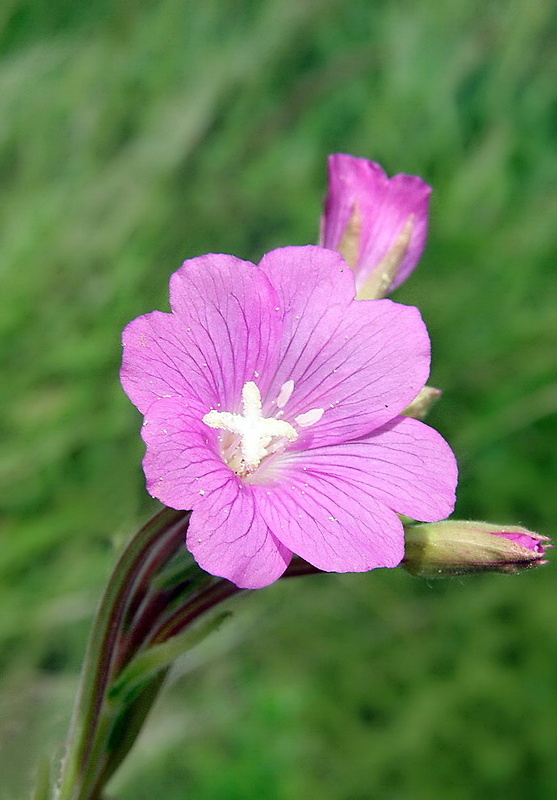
(203, 381, 298, 472)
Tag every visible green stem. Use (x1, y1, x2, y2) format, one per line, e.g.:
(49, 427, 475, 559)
(56, 508, 189, 800)
(113, 568, 211, 675)
(54, 511, 323, 800)
(148, 579, 241, 646)
(146, 556, 321, 647)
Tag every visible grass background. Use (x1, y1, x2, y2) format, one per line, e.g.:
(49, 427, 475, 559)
(1, 0, 557, 797)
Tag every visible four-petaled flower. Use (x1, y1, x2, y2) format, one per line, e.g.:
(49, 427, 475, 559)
(121, 245, 457, 588)
(320, 154, 431, 299)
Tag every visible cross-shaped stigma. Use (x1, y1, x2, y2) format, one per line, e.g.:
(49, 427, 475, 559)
(203, 381, 298, 472)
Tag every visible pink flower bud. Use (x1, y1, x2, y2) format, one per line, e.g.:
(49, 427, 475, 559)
(402, 520, 550, 578)
(319, 154, 431, 299)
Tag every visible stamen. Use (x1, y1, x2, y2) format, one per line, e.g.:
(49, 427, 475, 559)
(294, 408, 325, 427)
(276, 379, 295, 408)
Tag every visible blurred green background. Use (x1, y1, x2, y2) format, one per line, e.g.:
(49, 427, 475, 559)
(2, 0, 557, 797)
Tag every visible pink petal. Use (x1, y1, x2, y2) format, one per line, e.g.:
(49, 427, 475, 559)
(258, 245, 357, 319)
(187, 486, 292, 589)
(320, 154, 431, 292)
(122, 254, 282, 414)
(141, 396, 292, 587)
(253, 469, 405, 573)
(491, 531, 547, 555)
(141, 397, 230, 510)
(259, 246, 431, 445)
(279, 415, 457, 523)
(121, 311, 198, 415)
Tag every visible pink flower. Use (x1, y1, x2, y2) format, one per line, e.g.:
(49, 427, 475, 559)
(121, 246, 456, 589)
(319, 154, 431, 299)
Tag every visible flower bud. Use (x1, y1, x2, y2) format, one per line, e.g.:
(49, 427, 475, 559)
(319, 154, 431, 299)
(402, 520, 550, 578)
(402, 386, 441, 420)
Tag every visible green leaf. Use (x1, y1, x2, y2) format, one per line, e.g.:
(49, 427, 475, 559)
(31, 757, 53, 800)
(108, 611, 232, 706)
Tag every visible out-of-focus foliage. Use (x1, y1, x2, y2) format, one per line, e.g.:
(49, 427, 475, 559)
(1, 0, 556, 797)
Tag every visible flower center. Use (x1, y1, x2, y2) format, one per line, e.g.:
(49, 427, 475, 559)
(203, 380, 323, 477)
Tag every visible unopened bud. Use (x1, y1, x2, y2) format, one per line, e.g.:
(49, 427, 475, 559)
(319, 154, 431, 298)
(402, 520, 550, 578)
